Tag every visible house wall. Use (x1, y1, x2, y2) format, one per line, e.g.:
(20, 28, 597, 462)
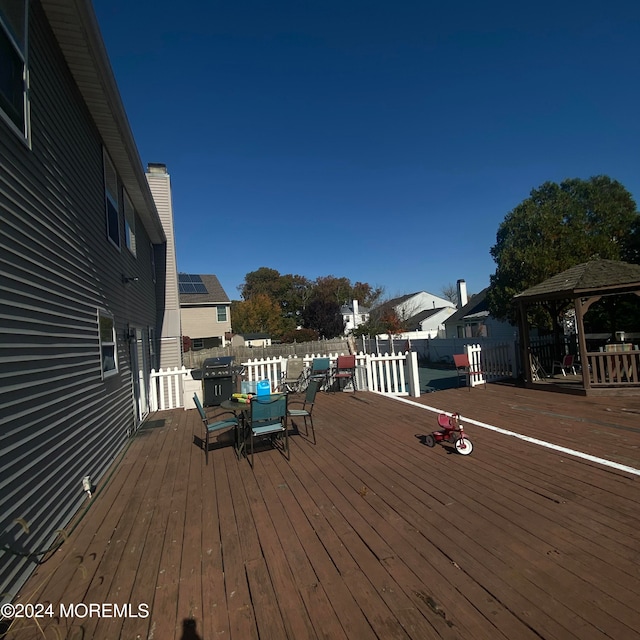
(181, 305, 231, 340)
(417, 308, 457, 333)
(0, 3, 161, 603)
(445, 317, 516, 340)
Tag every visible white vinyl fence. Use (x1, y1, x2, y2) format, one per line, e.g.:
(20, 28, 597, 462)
(243, 352, 420, 397)
(150, 366, 192, 411)
(465, 342, 517, 387)
(150, 352, 421, 411)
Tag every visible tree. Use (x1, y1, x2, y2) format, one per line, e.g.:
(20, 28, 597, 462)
(238, 267, 285, 301)
(302, 298, 344, 339)
(350, 307, 407, 338)
(231, 294, 285, 337)
(441, 283, 458, 305)
(487, 176, 640, 323)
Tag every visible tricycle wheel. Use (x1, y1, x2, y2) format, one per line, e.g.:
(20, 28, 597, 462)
(424, 434, 436, 448)
(454, 438, 473, 455)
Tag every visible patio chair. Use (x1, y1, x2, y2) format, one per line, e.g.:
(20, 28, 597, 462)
(282, 358, 308, 393)
(332, 354, 356, 392)
(193, 394, 238, 464)
(453, 353, 486, 390)
(287, 379, 320, 444)
(552, 354, 577, 376)
(530, 353, 548, 381)
(248, 394, 288, 467)
(309, 357, 331, 390)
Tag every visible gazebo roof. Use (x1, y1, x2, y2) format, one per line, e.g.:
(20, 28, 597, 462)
(514, 259, 640, 303)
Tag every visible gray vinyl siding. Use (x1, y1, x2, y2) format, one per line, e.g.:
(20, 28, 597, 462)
(0, 2, 161, 603)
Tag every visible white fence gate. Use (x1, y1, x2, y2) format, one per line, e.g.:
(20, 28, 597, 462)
(149, 366, 191, 411)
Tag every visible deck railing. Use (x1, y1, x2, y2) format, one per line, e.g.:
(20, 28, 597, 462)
(586, 350, 640, 388)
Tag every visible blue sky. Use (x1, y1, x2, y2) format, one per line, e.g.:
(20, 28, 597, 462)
(93, 0, 640, 302)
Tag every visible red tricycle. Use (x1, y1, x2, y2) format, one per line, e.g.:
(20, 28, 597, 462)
(424, 412, 473, 455)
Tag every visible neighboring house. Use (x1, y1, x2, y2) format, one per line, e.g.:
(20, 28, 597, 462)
(406, 307, 457, 338)
(179, 274, 231, 349)
(230, 333, 272, 347)
(444, 288, 516, 339)
(0, 0, 175, 604)
(380, 291, 456, 322)
(340, 299, 370, 334)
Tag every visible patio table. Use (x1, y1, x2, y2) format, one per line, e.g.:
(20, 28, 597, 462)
(220, 399, 250, 458)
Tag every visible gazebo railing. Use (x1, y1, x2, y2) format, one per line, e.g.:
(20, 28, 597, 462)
(586, 349, 640, 387)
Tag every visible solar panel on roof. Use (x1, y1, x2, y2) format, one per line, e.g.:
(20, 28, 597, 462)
(178, 274, 208, 294)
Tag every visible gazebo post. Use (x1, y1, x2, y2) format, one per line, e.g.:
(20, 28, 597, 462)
(517, 301, 532, 384)
(574, 296, 590, 392)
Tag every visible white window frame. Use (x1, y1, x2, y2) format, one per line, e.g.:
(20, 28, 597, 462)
(98, 308, 118, 378)
(0, 0, 30, 143)
(124, 189, 136, 256)
(103, 149, 120, 249)
(217, 305, 228, 322)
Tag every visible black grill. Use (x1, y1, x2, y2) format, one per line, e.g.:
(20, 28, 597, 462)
(202, 357, 238, 406)
(202, 356, 235, 377)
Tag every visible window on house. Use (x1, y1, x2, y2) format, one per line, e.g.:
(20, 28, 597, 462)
(217, 305, 227, 322)
(192, 338, 204, 350)
(124, 190, 136, 256)
(0, 0, 29, 139)
(98, 309, 117, 378)
(103, 150, 120, 248)
(0, 1, 29, 140)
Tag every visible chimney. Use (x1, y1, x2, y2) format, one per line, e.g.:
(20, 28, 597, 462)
(456, 279, 468, 308)
(352, 299, 359, 325)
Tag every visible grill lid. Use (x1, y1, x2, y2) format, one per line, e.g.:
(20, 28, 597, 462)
(203, 356, 235, 369)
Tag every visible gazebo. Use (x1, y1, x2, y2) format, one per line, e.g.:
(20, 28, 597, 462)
(514, 259, 640, 396)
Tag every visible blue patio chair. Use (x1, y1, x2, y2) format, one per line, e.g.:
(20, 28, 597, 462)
(193, 394, 238, 464)
(287, 379, 320, 444)
(309, 357, 331, 390)
(248, 394, 288, 466)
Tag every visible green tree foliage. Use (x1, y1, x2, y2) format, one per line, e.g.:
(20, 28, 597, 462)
(350, 307, 406, 338)
(487, 176, 640, 323)
(230, 294, 285, 336)
(301, 298, 344, 339)
(236, 268, 383, 340)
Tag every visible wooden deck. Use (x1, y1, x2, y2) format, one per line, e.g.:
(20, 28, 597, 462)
(5, 383, 640, 640)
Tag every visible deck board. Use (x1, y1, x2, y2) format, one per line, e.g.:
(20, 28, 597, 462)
(5, 383, 640, 640)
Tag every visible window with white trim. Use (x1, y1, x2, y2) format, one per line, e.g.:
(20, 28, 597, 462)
(0, 0, 29, 140)
(103, 150, 120, 248)
(124, 190, 136, 256)
(217, 305, 227, 322)
(98, 309, 118, 378)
